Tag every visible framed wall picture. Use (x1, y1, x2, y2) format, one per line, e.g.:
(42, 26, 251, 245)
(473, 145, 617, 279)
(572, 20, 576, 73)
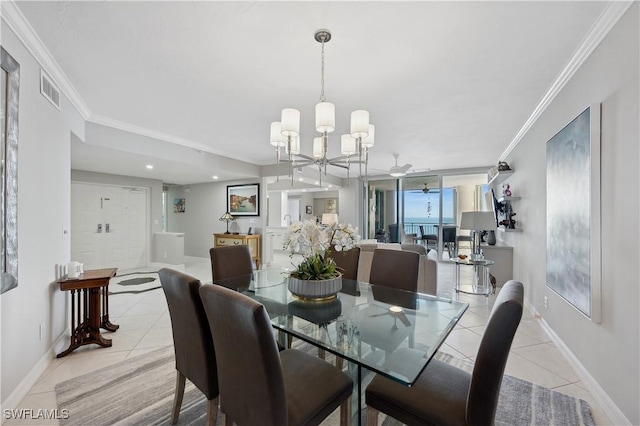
(325, 198, 337, 213)
(1, 47, 20, 294)
(173, 198, 185, 213)
(227, 183, 260, 216)
(305, 205, 312, 214)
(546, 104, 601, 322)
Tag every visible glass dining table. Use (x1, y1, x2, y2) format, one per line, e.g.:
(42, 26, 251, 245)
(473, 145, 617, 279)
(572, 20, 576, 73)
(213, 268, 469, 425)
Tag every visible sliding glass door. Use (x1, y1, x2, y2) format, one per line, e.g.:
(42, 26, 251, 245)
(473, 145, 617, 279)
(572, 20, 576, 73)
(365, 171, 490, 261)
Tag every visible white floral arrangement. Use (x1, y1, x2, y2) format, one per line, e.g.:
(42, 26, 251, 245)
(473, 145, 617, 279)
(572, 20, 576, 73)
(283, 219, 360, 280)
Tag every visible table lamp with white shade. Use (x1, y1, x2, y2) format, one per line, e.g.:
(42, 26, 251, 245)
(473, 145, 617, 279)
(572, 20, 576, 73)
(460, 211, 496, 260)
(322, 213, 338, 226)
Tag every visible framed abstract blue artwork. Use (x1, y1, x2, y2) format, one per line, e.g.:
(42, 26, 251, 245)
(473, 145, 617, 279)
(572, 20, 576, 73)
(546, 104, 601, 322)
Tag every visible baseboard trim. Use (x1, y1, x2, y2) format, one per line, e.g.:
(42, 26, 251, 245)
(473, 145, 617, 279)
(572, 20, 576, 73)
(526, 299, 631, 425)
(0, 329, 69, 418)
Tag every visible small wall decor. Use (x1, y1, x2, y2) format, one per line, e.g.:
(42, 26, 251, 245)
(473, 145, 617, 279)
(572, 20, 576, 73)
(546, 104, 601, 322)
(227, 183, 260, 216)
(497, 161, 511, 171)
(173, 198, 185, 213)
(306, 205, 312, 214)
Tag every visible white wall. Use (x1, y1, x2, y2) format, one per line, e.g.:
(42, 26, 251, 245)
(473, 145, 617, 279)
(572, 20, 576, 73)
(501, 5, 639, 423)
(167, 179, 265, 257)
(338, 179, 361, 229)
(0, 25, 85, 405)
(267, 191, 283, 227)
(298, 193, 314, 221)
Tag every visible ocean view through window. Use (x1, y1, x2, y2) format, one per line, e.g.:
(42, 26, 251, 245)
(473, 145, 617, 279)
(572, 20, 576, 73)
(403, 188, 455, 236)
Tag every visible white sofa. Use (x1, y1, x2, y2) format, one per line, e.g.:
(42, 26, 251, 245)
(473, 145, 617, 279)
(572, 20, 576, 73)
(356, 243, 437, 296)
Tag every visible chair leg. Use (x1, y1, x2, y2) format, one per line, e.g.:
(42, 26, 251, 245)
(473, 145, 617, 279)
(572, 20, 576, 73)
(170, 371, 186, 424)
(206, 396, 219, 426)
(366, 406, 379, 426)
(317, 347, 326, 359)
(339, 396, 352, 426)
(336, 356, 343, 370)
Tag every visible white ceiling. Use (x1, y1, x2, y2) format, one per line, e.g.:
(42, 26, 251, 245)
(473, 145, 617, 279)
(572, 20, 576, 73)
(13, 1, 610, 184)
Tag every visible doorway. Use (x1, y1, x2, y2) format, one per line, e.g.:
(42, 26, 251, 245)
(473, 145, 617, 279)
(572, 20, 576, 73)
(287, 197, 301, 224)
(71, 183, 148, 271)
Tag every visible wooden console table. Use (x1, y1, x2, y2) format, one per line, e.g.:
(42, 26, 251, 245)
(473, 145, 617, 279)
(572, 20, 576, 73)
(57, 268, 119, 358)
(214, 233, 261, 269)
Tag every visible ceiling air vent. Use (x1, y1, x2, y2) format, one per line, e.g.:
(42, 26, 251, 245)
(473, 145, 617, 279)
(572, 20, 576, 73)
(40, 70, 60, 110)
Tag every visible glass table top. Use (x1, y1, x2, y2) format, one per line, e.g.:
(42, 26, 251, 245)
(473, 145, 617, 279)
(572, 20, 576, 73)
(213, 268, 468, 386)
(449, 257, 495, 266)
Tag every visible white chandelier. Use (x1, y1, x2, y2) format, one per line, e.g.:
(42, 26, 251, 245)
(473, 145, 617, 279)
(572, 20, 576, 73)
(269, 29, 375, 185)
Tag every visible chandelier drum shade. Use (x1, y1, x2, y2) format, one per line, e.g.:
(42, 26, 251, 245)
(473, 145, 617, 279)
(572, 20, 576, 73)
(269, 29, 375, 185)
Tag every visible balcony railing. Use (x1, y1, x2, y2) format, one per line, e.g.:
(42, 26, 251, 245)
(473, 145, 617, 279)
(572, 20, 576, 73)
(402, 222, 455, 237)
(373, 222, 457, 243)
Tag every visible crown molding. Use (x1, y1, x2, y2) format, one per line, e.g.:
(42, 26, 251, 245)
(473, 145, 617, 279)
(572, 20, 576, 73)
(1, 0, 91, 119)
(500, 0, 634, 161)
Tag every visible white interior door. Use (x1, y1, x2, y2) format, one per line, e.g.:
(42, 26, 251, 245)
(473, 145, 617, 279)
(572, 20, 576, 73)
(71, 183, 147, 271)
(71, 183, 103, 270)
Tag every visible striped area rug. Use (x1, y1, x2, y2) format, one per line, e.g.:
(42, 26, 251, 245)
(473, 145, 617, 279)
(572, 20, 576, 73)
(55, 345, 595, 426)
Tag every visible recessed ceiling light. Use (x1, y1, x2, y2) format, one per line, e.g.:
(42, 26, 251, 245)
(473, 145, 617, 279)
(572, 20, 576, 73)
(298, 178, 304, 182)
(325, 188, 329, 191)
(315, 181, 319, 185)
(212, 175, 219, 180)
(146, 165, 154, 169)
(302, 189, 306, 192)
(328, 185, 332, 188)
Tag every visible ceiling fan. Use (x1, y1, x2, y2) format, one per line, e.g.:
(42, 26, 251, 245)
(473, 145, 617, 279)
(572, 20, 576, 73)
(389, 154, 412, 177)
(411, 183, 440, 194)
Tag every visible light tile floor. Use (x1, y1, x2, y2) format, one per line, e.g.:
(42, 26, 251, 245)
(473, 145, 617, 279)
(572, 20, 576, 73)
(5, 253, 613, 425)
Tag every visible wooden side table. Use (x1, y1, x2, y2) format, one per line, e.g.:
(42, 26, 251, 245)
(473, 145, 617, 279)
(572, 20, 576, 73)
(57, 268, 119, 357)
(213, 233, 261, 269)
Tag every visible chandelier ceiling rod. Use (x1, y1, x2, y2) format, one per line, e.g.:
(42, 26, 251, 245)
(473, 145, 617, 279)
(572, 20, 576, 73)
(269, 29, 375, 186)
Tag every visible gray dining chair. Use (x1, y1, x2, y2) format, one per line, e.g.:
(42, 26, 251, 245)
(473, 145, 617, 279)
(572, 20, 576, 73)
(369, 249, 420, 292)
(418, 225, 438, 249)
(209, 245, 253, 282)
(365, 280, 524, 426)
(199, 284, 353, 426)
(441, 225, 458, 258)
(159, 268, 219, 426)
(328, 245, 360, 280)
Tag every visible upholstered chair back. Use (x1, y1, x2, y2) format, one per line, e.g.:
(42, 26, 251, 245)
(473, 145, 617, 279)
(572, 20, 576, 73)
(369, 249, 420, 292)
(209, 245, 253, 282)
(467, 280, 524, 424)
(329, 246, 360, 280)
(199, 284, 287, 426)
(159, 268, 218, 400)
